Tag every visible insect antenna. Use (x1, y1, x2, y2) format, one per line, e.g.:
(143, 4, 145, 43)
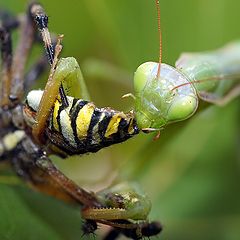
(170, 73, 240, 92)
(155, 0, 162, 79)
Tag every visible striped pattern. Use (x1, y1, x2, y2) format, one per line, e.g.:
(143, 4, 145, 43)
(48, 96, 139, 155)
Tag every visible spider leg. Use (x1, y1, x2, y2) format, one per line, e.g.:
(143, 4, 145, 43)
(0, 24, 12, 108)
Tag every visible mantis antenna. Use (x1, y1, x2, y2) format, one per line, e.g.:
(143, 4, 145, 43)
(155, 0, 162, 79)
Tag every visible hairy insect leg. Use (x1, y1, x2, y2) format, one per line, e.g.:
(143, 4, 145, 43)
(199, 84, 240, 106)
(0, 25, 12, 107)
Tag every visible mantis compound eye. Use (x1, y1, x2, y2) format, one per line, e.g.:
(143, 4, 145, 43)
(134, 62, 198, 129)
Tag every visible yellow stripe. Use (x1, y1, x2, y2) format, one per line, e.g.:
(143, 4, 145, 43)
(53, 99, 60, 131)
(128, 118, 135, 134)
(76, 103, 95, 139)
(104, 113, 122, 138)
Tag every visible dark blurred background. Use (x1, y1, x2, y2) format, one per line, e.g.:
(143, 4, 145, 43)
(0, 0, 239, 239)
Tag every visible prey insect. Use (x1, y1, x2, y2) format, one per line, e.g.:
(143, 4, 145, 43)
(0, 2, 161, 240)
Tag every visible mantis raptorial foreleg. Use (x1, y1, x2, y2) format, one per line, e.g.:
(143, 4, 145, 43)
(29, 2, 90, 143)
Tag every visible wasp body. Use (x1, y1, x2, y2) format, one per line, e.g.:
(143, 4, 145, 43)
(24, 89, 139, 156)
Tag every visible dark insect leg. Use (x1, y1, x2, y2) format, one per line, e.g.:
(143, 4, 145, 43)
(0, 24, 12, 108)
(9, 8, 35, 103)
(29, 2, 54, 65)
(82, 220, 98, 236)
(103, 228, 120, 240)
(101, 220, 162, 240)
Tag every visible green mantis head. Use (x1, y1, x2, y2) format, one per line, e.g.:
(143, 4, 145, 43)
(134, 62, 198, 130)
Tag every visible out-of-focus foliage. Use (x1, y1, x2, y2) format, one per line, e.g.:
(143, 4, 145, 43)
(0, 0, 239, 239)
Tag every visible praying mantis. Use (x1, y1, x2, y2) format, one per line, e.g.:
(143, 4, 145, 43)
(0, 0, 240, 240)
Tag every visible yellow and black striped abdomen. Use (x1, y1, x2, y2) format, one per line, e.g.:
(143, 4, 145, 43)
(48, 96, 139, 155)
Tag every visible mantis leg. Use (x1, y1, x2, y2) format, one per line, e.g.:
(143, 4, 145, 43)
(82, 207, 138, 221)
(31, 36, 63, 143)
(199, 84, 240, 106)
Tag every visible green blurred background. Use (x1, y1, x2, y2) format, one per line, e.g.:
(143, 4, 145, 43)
(0, 0, 239, 239)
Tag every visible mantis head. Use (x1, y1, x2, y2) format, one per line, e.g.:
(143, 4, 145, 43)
(133, 62, 198, 131)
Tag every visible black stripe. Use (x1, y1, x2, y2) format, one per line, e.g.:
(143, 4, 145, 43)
(59, 84, 69, 109)
(98, 111, 112, 141)
(70, 99, 89, 147)
(69, 98, 78, 115)
(118, 118, 129, 136)
(56, 100, 64, 137)
(86, 109, 102, 143)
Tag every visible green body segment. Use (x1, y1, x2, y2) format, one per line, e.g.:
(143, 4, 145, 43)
(134, 41, 240, 130)
(56, 57, 90, 100)
(176, 41, 240, 95)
